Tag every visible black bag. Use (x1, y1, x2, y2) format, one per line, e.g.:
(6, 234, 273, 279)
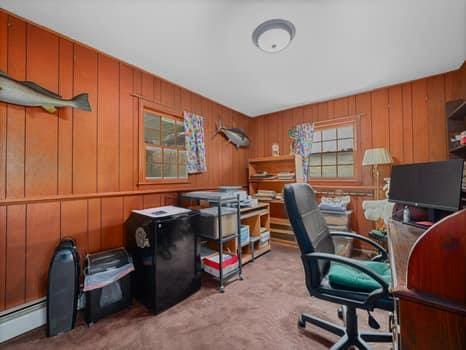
(47, 238, 80, 337)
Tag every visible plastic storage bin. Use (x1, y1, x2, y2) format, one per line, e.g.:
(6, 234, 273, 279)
(197, 207, 238, 239)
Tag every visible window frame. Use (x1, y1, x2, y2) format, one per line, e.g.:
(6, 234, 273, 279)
(138, 100, 189, 185)
(308, 115, 362, 186)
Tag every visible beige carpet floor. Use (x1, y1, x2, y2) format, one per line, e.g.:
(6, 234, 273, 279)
(4, 245, 391, 350)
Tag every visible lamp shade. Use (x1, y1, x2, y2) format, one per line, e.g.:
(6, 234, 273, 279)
(362, 148, 393, 166)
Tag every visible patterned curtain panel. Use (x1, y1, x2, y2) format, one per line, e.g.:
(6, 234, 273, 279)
(183, 111, 207, 174)
(294, 122, 315, 182)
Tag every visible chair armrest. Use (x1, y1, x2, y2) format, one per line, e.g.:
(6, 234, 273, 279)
(330, 231, 388, 260)
(303, 252, 390, 294)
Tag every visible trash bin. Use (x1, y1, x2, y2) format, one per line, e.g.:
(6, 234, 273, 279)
(83, 247, 134, 325)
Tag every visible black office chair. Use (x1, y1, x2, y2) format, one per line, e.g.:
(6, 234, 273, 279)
(284, 183, 393, 350)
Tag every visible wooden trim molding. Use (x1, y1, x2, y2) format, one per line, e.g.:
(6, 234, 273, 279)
(0, 187, 216, 206)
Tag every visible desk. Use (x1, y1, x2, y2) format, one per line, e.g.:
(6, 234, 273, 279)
(387, 217, 466, 350)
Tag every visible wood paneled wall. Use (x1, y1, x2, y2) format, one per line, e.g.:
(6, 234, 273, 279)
(249, 62, 466, 239)
(0, 10, 249, 311)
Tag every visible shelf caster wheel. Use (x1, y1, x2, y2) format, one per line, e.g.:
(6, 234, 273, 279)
(219, 286, 225, 293)
(297, 318, 306, 329)
(239, 275, 244, 281)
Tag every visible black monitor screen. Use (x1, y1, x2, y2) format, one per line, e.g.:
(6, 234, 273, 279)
(389, 159, 464, 211)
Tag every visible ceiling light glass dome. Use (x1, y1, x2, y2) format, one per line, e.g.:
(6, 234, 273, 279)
(252, 19, 296, 53)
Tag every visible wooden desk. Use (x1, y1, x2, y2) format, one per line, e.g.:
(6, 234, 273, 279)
(387, 216, 466, 350)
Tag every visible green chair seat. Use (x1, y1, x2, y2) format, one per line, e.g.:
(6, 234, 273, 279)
(328, 260, 392, 293)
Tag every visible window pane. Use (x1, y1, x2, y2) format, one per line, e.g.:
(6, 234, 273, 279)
(178, 150, 187, 164)
(322, 140, 337, 152)
(309, 154, 321, 166)
(338, 125, 353, 139)
(176, 121, 185, 148)
(310, 166, 322, 178)
(338, 138, 353, 152)
(311, 142, 322, 153)
(162, 118, 176, 146)
(322, 166, 337, 177)
(337, 152, 354, 165)
(163, 163, 177, 178)
(144, 113, 160, 145)
(338, 165, 354, 177)
(178, 164, 188, 178)
(322, 152, 337, 165)
(146, 149, 161, 178)
(163, 148, 177, 164)
(313, 131, 322, 142)
(322, 128, 337, 141)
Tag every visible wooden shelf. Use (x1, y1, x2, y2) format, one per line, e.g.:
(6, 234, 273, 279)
(249, 178, 297, 183)
(270, 217, 290, 225)
(446, 99, 466, 121)
(248, 155, 298, 163)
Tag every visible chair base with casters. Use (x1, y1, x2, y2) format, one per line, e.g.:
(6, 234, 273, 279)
(283, 183, 394, 350)
(298, 305, 392, 350)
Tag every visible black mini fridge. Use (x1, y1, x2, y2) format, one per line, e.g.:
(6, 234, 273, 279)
(126, 206, 201, 314)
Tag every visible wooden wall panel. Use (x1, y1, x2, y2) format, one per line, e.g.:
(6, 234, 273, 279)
(87, 198, 101, 253)
(26, 202, 60, 302)
(143, 194, 161, 209)
(73, 45, 98, 194)
(402, 83, 414, 163)
(5, 205, 26, 308)
(61, 200, 88, 259)
(388, 85, 404, 163)
(142, 72, 154, 101)
(355, 93, 373, 186)
(58, 38, 74, 195)
(161, 80, 175, 109)
(132, 70, 142, 191)
(371, 89, 390, 148)
(412, 79, 429, 162)
(119, 63, 134, 191)
(6, 16, 26, 199)
(0, 13, 7, 200)
(153, 77, 161, 103)
(97, 54, 120, 192)
(426, 75, 447, 161)
(25, 25, 59, 197)
(0, 206, 6, 310)
(101, 197, 124, 250)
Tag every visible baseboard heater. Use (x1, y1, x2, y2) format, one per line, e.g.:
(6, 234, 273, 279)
(0, 299, 46, 343)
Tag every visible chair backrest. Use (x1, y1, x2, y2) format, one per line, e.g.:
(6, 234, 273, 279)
(284, 183, 335, 288)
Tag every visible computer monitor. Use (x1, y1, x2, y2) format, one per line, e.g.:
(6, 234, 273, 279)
(389, 159, 464, 212)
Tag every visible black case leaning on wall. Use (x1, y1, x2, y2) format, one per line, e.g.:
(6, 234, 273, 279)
(47, 238, 80, 337)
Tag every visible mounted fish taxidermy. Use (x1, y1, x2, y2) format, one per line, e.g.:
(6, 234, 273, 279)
(216, 120, 250, 148)
(0, 70, 91, 113)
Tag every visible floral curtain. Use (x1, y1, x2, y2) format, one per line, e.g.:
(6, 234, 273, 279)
(184, 111, 207, 174)
(293, 122, 315, 182)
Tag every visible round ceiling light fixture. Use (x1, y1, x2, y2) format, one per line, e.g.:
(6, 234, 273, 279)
(252, 19, 296, 53)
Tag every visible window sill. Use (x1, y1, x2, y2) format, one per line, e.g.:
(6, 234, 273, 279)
(138, 179, 190, 186)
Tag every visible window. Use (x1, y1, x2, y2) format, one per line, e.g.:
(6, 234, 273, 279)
(143, 109, 187, 181)
(309, 118, 357, 179)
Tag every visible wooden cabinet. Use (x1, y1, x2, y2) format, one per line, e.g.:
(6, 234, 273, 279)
(387, 214, 466, 349)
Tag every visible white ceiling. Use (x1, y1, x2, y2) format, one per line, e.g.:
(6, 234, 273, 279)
(1, 0, 465, 117)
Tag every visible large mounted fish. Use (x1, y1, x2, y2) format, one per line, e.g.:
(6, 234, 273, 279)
(0, 70, 91, 113)
(216, 120, 250, 148)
